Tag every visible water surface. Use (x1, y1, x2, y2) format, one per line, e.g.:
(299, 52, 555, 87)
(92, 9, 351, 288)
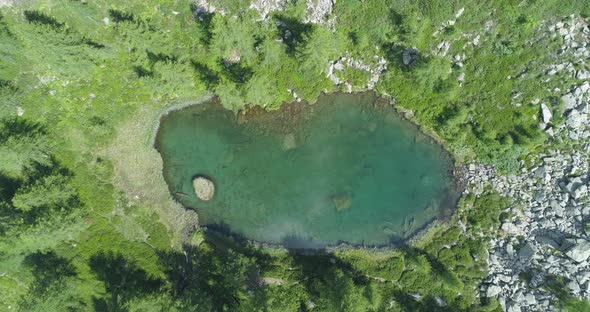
(156, 93, 458, 247)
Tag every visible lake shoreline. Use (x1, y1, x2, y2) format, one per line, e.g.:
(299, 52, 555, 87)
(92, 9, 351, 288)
(154, 91, 465, 250)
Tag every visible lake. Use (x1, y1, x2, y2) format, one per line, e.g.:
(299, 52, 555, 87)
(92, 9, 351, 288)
(156, 93, 459, 247)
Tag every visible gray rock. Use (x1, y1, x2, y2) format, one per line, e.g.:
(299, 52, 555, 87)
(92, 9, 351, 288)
(519, 242, 536, 263)
(402, 48, 418, 67)
(409, 292, 422, 300)
(562, 94, 578, 110)
(541, 103, 552, 123)
(564, 239, 590, 263)
(559, 27, 569, 36)
(513, 290, 525, 303)
(498, 274, 512, 284)
(565, 177, 584, 195)
(486, 285, 502, 297)
(502, 222, 523, 235)
(568, 279, 581, 294)
(525, 294, 536, 305)
(534, 166, 546, 178)
(507, 243, 515, 256)
(574, 185, 588, 200)
(507, 301, 522, 312)
(304, 0, 335, 25)
(567, 110, 585, 128)
(577, 69, 590, 80)
(536, 235, 560, 249)
(434, 296, 446, 307)
(489, 254, 499, 266)
(551, 200, 565, 216)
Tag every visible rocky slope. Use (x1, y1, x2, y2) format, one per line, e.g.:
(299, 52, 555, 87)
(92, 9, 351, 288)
(466, 17, 590, 312)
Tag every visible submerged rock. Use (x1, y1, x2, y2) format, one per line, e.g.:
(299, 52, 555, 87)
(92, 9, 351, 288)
(282, 133, 297, 151)
(331, 193, 352, 212)
(193, 176, 215, 201)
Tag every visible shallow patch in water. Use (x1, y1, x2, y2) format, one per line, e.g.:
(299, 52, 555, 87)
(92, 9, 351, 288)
(156, 93, 459, 247)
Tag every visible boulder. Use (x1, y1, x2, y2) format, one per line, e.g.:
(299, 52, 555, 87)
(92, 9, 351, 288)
(576, 69, 590, 80)
(486, 285, 502, 297)
(564, 239, 590, 263)
(224, 48, 241, 65)
(525, 294, 536, 305)
(566, 110, 585, 128)
(565, 177, 585, 198)
(540, 103, 552, 124)
(568, 279, 581, 294)
(562, 94, 577, 110)
(535, 235, 560, 249)
(402, 48, 418, 67)
(573, 185, 588, 200)
(409, 292, 422, 300)
(434, 296, 446, 307)
(507, 302, 522, 312)
(192, 176, 215, 201)
(502, 222, 523, 235)
(518, 242, 536, 263)
(506, 243, 515, 256)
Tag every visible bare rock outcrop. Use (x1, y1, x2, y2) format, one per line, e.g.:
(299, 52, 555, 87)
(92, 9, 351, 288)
(193, 176, 215, 201)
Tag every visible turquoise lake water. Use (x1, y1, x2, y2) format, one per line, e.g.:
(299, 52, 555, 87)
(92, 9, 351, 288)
(156, 93, 458, 247)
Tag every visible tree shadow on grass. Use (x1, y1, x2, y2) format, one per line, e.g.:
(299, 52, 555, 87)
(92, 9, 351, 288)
(156, 225, 273, 311)
(23, 10, 64, 29)
(218, 59, 254, 84)
(391, 244, 468, 311)
(23, 251, 77, 293)
(283, 239, 468, 311)
(0, 116, 46, 144)
(78, 224, 474, 311)
(273, 15, 314, 56)
(18, 251, 88, 311)
(89, 251, 164, 312)
(191, 61, 220, 88)
(189, 3, 214, 45)
(283, 243, 379, 311)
